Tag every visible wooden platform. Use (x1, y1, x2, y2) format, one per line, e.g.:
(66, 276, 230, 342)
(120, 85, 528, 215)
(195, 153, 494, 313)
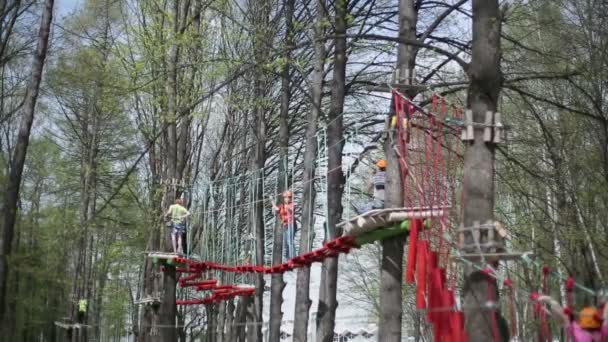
(146, 252, 183, 264)
(54, 321, 91, 329)
(134, 296, 161, 305)
(363, 84, 428, 93)
(338, 206, 448, 236)
(453, 251, 533, 262)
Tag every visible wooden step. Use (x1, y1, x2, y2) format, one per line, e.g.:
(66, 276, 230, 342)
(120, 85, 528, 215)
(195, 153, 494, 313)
(338, 206, 449, 236)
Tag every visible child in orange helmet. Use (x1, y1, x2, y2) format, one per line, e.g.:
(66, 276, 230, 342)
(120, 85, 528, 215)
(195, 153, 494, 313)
(271, 191, 297, 260)
(538, 294, 608, 341)
(357, 160, 387, 214)
(165, 197, 190, 254)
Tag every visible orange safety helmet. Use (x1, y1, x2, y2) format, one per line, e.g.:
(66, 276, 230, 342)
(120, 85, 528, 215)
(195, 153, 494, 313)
(376, 159, 387, 168)
(283, 191, 293, 198)
(578, 307, 602, 329)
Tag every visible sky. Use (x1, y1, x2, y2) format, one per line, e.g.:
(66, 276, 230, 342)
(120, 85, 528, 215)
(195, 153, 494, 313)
(56, 0, 82, 16)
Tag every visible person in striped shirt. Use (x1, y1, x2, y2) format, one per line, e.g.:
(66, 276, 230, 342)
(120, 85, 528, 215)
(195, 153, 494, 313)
(357, 160, 387, 214)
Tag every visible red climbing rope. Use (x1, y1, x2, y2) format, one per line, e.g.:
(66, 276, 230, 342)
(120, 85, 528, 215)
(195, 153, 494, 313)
(504, 279, 518, 339)
(392, 90, 466, 342)
(173, 235, 358, 277)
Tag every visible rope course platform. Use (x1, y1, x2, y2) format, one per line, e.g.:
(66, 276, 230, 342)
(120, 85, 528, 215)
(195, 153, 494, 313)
(146, 252, 193, 265)
(338, 206, 448, 236)
(134, 296, 162, 306)
(54, 321, 91, 329)
(453, 252, 533, 262)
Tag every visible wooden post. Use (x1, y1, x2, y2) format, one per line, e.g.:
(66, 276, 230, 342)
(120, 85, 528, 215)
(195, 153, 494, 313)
(483, 111, 493, 142)
(493, 112, 503, 143)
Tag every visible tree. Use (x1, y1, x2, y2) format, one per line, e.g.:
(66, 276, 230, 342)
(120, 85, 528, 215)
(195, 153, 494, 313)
(268, 0, 294, 340)
(461, 1, 508, 341)
(377, 0, 417, 338)
(292, 0, 325, 340)
(0, 0, 54, 326)
(316, 0, 348, 341)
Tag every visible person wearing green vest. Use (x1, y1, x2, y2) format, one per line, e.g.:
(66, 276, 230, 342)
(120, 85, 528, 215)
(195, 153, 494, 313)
(77, 299, 87, 323)
(165, 198, 190, 254)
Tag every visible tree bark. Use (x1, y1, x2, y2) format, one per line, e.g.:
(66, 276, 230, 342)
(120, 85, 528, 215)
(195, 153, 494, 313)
(234, 296, 250, 342)
(378, 0, 418, 340)
(316, 0, 346, 341)
(216, 301, 226, 342)
(461, 1, 507, 341)
(250, 0, 271, 339)
(268, 0, 294, 339)
(224, 299, 235, 342)
(292, 0, 325, 340)
(0, 0, 53, 325)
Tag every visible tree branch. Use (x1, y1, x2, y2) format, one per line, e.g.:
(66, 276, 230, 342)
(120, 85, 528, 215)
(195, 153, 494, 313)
(329, 33, 469, 71)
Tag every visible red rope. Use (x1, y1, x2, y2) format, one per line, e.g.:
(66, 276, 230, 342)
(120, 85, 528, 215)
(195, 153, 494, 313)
(504, 279, 518, 339)
(173, 235, 359, 275)
(482, 269, 500, 342)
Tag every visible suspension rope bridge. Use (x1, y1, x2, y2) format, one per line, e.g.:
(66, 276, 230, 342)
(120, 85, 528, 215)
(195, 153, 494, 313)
(138, 88, 601, 342)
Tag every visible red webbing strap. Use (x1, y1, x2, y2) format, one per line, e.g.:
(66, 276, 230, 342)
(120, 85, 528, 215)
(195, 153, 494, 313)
(424, 114, 435, 205)
(394, 92, 412, 208)
(530, 292, 544, 342)
(565, 276, 575, 309)
(504, 279, 517, 340)
(416, 240, 428, 308)
(439, 288, 455, 338)
(540, 266, 551, 342)
(451, 311, 467, 342)
(427, 268, 442, 323)
(481, 268, 500, 342)
(172, 235, 359, 278)
(405, 219, 420, 283)
(565, 276, 575, 342)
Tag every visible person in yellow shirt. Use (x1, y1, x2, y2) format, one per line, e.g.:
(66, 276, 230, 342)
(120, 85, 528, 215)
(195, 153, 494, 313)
(165, 198, 190, 254)
(77, 299, 87, 323)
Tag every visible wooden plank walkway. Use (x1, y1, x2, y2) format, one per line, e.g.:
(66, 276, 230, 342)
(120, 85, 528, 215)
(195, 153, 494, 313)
(134, 296, 161, 305)
(338, 206, 448, 236)
(453, 251, 533, 262)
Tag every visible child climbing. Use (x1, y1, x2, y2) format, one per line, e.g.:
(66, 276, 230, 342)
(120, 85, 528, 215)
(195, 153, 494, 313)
(271, 191, 297, 260)
(165, 198, 191, 254)
(357, 159, 387, 214)
(538, 295, 608, 341)
(77, 298, 87, 323)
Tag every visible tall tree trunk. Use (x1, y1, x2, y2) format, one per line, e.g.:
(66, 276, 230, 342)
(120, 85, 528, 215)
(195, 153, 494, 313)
(0, 0, 53, 325)
(461, 1, 506, 341)
(250, 0, 271, 340)
(224, 299, 235, 342)
(378, 0, 418, 340)
(245, 299, 257, 342)
(316, 0, 347, 341)
(292, 0, 325, 340)
(216, 301, 226, 342)
(268, 0, 294, 339)
(234, 296, 249, 342)
(157, 1, 183, 341)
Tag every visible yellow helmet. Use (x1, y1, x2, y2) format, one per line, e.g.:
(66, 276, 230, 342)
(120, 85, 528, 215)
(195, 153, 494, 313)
(376, 159, 387, 168)
(578, 307, 602, 329)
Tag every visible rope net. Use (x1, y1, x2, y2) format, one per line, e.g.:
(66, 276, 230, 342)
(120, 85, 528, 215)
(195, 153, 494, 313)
(393, 89, 467, 342)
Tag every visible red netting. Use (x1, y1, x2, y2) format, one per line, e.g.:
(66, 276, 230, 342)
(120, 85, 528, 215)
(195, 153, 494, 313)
(393, 90, 466, 341)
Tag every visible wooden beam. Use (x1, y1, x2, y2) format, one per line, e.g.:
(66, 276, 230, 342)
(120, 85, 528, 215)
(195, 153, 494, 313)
(363, 84, 428, 93)
(453, 252, 532, 262)
(338, 206, 448, 236)
(135, 297, 162, 305)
